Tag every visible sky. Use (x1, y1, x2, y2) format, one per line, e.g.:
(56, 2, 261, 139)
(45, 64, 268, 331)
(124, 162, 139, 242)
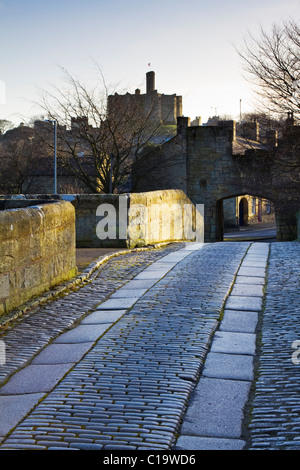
(1, 0, 300, 127)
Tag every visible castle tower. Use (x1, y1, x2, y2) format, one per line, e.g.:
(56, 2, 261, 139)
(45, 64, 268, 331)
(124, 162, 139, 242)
(146, 71, 155, 94)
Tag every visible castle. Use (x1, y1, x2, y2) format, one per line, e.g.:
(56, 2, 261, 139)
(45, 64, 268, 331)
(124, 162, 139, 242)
(107, 71, 182, 126)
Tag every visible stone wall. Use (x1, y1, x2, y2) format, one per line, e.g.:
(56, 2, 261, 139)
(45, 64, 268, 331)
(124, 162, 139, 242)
(133, 119, 188, 194)
(66, 190, 204, 249)
(0, 201, 77, 317)
(276, 211, 298, 241)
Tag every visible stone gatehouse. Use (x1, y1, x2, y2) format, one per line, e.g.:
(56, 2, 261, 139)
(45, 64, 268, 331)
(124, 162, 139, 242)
(134, 117, 298, 242)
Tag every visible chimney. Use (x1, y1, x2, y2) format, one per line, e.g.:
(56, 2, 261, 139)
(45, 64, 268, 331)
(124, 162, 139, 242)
(146, 71, 155, 94)
(266, 129, 278, 148)
(286, 111, 294, 127)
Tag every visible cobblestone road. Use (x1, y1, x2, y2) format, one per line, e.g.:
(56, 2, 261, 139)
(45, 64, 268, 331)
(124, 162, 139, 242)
(0, 241, 299, 451)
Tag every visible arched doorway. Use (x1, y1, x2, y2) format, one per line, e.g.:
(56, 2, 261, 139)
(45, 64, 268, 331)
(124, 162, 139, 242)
(222, 194, 277, 242)
(239, 197, 248, 226)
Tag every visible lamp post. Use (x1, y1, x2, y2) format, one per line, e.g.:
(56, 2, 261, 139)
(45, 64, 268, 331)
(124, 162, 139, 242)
(240, 99, 242, 123)
(109, 153, 114, 194)
(45, 119, 57, 194)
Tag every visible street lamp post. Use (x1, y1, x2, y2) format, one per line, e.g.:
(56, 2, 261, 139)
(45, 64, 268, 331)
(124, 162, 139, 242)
(109, 153, 114, 194)
(45, 119, 57, 194)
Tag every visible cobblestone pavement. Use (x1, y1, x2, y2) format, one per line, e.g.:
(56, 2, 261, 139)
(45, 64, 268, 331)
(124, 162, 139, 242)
(246, 242, 300, 450)
(0, 241, 299, 451)
(0, 244, 185, 387)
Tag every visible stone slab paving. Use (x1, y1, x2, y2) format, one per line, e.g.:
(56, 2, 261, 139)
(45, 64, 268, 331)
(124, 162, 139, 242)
(174, 435, 246, 450)
(31, 343, 95, 365)
(51, 324, 111, 344)
(110, 289, 148, 298)
(231, 284, 264, 296)
(0, 241, 249, 449)
(220, 310, 258, 334)
(0, 394, 45, 437)
(235, 276, 265, 285)
(0, 364, 75, 395)
(80, 310, 127, 325)
(95, 298, 141, 310)
(177, 377, 251, 439)
(210, 331, 256, 356)
(225, 296, 263, 312)
(202, 352, 254, 381)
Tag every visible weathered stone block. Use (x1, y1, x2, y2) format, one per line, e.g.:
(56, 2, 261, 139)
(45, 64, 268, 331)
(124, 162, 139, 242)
(0, 275, 10, 299)
(0, 201, 76, 318)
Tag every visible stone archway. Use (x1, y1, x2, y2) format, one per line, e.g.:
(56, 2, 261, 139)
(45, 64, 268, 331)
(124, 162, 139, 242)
(216, 193, 277, 243)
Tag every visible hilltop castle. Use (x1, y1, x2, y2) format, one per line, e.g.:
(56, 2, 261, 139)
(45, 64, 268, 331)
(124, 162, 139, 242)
(107, 71, 183, 126)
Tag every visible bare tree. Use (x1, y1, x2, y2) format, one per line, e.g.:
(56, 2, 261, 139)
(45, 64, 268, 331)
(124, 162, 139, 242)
(238, 20, 300, 120)
(38, 68, 174, 193)
(237, 21, 300, 212)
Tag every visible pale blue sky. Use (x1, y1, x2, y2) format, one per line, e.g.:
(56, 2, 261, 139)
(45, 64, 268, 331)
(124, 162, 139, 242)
(1, 0, 300, 125)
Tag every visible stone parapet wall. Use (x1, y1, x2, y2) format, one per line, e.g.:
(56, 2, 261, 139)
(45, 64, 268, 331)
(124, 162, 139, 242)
(64, 190, 204, 248)
(0, 201, 77, 317)
(127, 190, 203, 248)
(0, 191, 204, 249)
(66, 194, 122, 248)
